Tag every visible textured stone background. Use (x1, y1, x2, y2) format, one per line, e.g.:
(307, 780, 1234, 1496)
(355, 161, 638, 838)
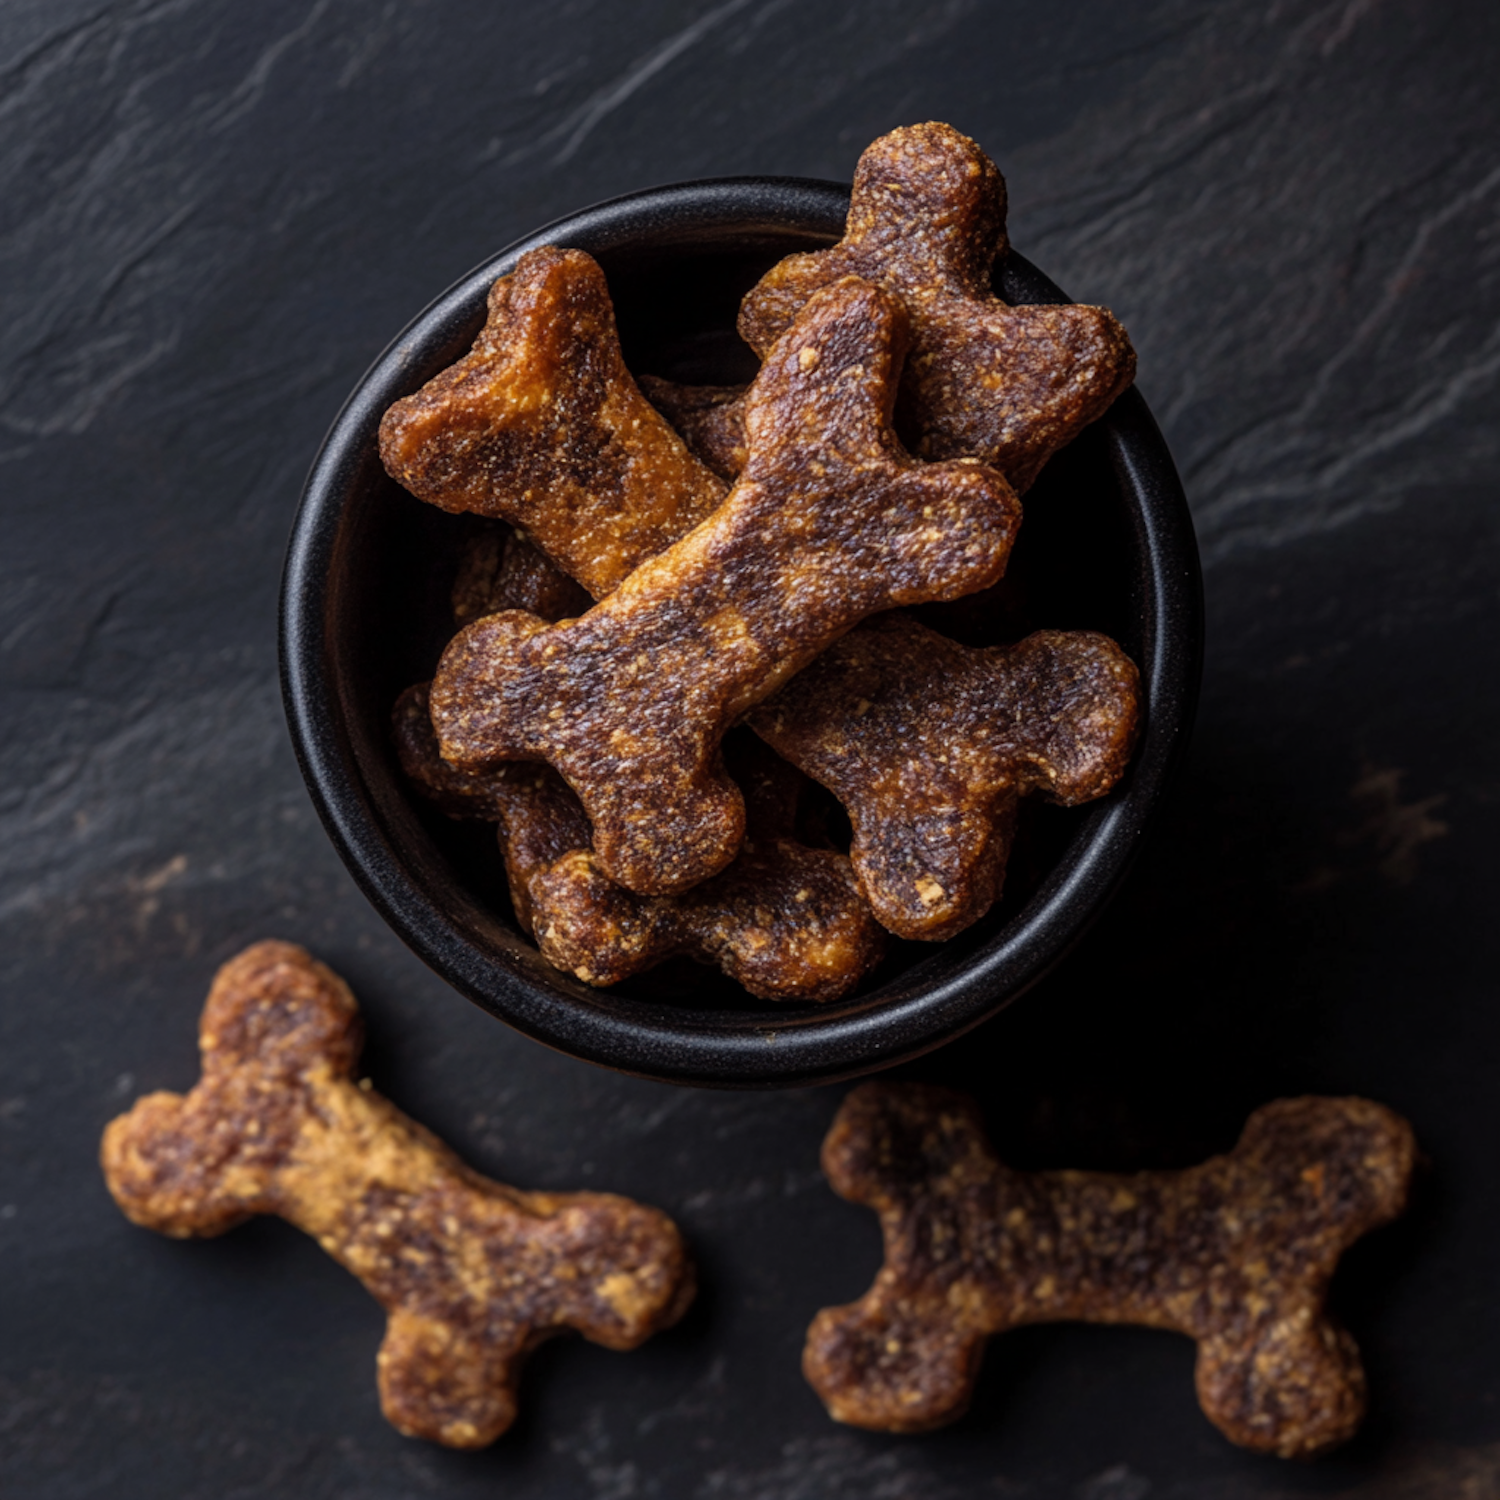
(2, 1, 1497, 1495)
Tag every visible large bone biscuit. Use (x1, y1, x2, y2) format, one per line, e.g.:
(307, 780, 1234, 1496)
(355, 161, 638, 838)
(805, 1082, 1415, 1457)
(748, 615, 1140, 939)
(737, 121, 1136, 492)
(379, 245, 727, 597)
(101, 942, 694, 1448)
(430, 276, 1022, 895)
(397, 686, 884, 1001)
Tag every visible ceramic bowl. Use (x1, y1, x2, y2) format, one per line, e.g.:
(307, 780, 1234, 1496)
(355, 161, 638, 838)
(280, 176, 1201, 1088)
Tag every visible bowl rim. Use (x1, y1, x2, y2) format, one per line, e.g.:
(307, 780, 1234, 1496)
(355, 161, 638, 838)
(280, 175, 1203, 1089)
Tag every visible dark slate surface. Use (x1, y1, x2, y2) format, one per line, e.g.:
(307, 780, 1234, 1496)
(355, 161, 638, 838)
(2, 1, 1497, 1495)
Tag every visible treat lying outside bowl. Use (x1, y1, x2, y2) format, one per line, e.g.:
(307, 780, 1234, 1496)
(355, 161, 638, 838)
(280, 176, 1202, 1088)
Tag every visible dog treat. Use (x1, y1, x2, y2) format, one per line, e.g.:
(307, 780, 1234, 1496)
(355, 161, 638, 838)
(452, 525, 592, 626)
(638, 374, 750, 481)
(379, 245, 727, 597)
(748, 616, 1140, 939)
(805, 1082, 1416, 1458)
(527, 733, 885, 1001)
(430, 276, 1022, 896)
(397, 687, 883, 1000)
(737, 122, 1136, 493)
(101, 942, 694, 1448)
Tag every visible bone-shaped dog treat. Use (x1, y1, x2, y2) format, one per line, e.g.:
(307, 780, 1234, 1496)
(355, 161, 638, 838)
(806, 1082, 1416, 1457)
(379, 245, 727, 597)
(638, 374, 749, 481)
(397, 685, 884, 1000)
(527, 733, 885, 1001)
(452, 523, 592, 627)
(737, 122, 1136, 493)
(431, 276, 1022, 896)
(101, 942, 694, 1448)
(747, 615, 1139, 939)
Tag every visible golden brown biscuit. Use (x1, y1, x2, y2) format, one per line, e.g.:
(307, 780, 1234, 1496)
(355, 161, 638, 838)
(748, 616, 1140, 939)
(430, 277, 1022, 896)
(101, 942, 694, 1448)
(805, 1082, 1415, 1457)
(396, 689, 884, 1001)
(379, 245, 727, 597)
(738, 121, 1136, 492)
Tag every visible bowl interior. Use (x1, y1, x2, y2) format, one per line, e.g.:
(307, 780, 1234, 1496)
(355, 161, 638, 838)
(287, 180, 1199, 1085)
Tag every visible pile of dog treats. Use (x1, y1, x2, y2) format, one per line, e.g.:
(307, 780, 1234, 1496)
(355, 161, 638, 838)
(381, 122, 1142, 1003)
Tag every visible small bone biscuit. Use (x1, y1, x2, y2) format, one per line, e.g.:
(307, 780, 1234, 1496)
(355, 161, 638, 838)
(638, 374, 749, 481)
(396, 696, 884, 1000)
(805, 1082, 1416, 1457)
(738, 122, 1136, 492)
(748, 616, 1140, 939)
(528, 735, 885, 1002)
(452, 525, 592, 626)
(379, 245, 727, 598)
(430, 276, 1022, 896)
(101, 942, 693, 1448)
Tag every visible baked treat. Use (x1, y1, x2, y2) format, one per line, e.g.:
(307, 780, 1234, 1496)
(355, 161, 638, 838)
(524, 732, 884, 1000)
(805, 1082, 1416, 1457)
(396, 687, 884, 1001)
(429, 277, 1021, 896)
(379, 245, 726, 597)
(637, 374, 749, 480)
(738, 121, 1136, 492)
(101, 942, 694, 1448)
(748, 616, 1140, 938)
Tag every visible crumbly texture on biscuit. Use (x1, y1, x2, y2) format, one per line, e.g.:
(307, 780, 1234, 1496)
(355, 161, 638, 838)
(805, 1082, 1415, 1457)
(101, 942, 694, 1449)
(396, 688, 884, 999)
(638, 374, 750, 481)
(526, 733, 885, 1001)
(430, 276, 1021, 896)
(379, 245, 727, 597)
(749, 616, 1140, 939)
(737, 122, 1136, 492)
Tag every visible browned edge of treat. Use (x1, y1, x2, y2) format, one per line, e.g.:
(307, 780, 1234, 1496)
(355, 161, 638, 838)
(803, 1081, 1416, 1456)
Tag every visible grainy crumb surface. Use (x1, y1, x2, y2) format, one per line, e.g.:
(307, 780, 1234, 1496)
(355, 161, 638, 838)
(397, 529, 886, 999)
(429, 276, 1021, 897)
(526, 732, 885, 1001)
(806, 1082, 1416, 1457)
(739, 121, 1136, 492)
(397, 679, 883, 999)
(638, 374, 750, 480)
(378, 245, 726, 597)
(100, 942, 694, 1449)
(749, 615, 1141, 938)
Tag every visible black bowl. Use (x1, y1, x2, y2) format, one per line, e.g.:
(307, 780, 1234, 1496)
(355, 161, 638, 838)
(280, 177, 1202, 1089)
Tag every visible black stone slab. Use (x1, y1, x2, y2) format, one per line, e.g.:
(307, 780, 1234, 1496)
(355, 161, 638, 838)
(2, 1, 1497, 1496)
